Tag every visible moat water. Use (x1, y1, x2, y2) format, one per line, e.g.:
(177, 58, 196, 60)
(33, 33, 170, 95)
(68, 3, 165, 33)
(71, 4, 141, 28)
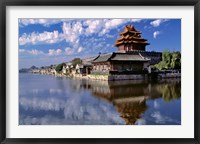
(19, 73, 181, 125)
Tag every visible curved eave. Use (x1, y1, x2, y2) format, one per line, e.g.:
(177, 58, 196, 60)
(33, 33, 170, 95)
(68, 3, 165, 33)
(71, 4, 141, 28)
(120, 31, 142, 36)
(111, 59, 150, 62)
(117, 36, 147, 41)
(114, 41, 150, 46)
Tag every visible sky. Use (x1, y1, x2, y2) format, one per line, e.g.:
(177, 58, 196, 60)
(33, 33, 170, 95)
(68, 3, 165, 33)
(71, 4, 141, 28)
(19, 18, 181, 68)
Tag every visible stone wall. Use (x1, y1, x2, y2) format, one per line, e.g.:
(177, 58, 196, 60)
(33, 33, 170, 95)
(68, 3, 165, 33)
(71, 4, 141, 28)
(158, 73, 181, 79)
(80, 73, 181, 81)
(87, 74, 146, 81)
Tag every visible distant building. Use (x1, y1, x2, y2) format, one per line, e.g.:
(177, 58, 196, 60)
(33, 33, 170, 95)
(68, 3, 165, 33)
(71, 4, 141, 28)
(76, 57, 95, 75)
(92, 25, 162, 75)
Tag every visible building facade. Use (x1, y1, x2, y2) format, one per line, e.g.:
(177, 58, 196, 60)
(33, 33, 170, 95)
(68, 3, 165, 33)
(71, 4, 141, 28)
(92, 25, 162, 75)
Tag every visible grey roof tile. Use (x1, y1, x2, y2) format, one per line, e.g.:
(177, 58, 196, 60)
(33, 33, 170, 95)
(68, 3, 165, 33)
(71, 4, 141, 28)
(111, 53, 150, 61)
(92, 53, 113, 62)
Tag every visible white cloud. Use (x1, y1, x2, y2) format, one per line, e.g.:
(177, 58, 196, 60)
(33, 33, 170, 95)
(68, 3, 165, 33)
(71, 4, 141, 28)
(150, 19, 168, 27)
(153, 31, 160, 39)
(65, 47, 74, 55)
(105, 34, 114, 38)
(83, 19, 142, 37)
(19, 18, 144, 58)
(100, 19, 125, 35)
(48, 49, 62, 56)
(84, 20, 104, 35)
(100, 19, 141, 36)
(130, 19, 142, 23)
(19, 19, 48, 26)
(62, 22, 83, 46)
(19, 19, 143, 48)
(19, 49, 26, 53)
(19, 18, 70, 27)
(19, 31, 64, 45)
(105, 19, 125, 29)
(19, 49, 45, 55)
(19, 48, 63, 56)
(77, 47, 84, 53)
(29, 49, 45, 55)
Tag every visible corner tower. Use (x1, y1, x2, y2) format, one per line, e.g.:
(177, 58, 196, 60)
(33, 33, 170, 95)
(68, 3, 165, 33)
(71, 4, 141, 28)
(114, 25, 149, 52)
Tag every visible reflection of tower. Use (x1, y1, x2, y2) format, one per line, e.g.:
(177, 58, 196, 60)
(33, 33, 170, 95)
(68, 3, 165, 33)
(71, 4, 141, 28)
(113, 96, 148, 125)
(148, 83, 151, 93)
(89, 80, 149, 125)
(70, 79, 181, 125)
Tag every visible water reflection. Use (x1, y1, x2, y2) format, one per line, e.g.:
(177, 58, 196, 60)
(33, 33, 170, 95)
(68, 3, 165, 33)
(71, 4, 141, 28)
(70, 79, 181, 124)
(19, 73, 181, 125)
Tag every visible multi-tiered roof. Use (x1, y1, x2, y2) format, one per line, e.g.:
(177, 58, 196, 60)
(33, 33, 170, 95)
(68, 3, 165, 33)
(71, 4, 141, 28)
(114, 25, 149, 47)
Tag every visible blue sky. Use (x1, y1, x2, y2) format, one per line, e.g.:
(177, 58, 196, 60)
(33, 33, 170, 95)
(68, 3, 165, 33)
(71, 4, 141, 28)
(19, 18, 181, 68)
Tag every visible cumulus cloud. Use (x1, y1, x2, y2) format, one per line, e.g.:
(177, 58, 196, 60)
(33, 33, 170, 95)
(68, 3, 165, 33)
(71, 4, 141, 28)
(65, 47, 74, 55)
(19, 19, 49, 26)
(100, 19, 126, 35)
(77, 47, 84, 53)
(19, 48, 63, 56)
(19, 31, 64, 45)
(105, 19, 126, 29)
(19, 49, 45, 55)
(84, 19, 125, 36)
(19, 19, 142, 47)
(19, 18, 144, 57)
(19, 49, 26, 53)
(150, 19, 168, 27)
(153, 31, 160, 39)
(62, 22, 83, 46)
(29, 49, 45, 55)
(48, 49, 62, 56)
(19, 18, 70, 27)
(84, 20, 103, 35)
(100, 19, 141, 36)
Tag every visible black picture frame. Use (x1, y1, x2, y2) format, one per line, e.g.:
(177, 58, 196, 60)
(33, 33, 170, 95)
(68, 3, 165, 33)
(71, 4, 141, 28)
(0, 0, 199, 143)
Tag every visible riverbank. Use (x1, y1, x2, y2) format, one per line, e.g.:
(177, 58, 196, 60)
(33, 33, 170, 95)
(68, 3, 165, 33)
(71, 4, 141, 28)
(31, 71, 181, 81)
(73, 73, 181, 81)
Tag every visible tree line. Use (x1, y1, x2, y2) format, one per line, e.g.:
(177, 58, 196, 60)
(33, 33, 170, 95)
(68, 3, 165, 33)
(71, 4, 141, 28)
(153, 51, 181, 70)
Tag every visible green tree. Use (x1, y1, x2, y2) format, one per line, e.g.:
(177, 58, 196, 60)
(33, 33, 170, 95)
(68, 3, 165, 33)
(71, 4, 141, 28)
(71, 58, 82, 66)
(170, 52, 181, 69)
(30, 65, 36, 69)
(153, 51, 181, 70)
(55, 63, 65, 73)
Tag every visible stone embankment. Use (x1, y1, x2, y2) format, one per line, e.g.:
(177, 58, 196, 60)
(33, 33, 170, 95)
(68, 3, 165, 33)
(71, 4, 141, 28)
(157, 73, 181, 79)
(34, 71, 181, 81)
(73, 73, 181, 81)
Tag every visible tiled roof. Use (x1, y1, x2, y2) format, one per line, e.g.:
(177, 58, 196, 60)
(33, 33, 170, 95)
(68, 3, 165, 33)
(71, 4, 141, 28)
(82, 56, 97, 65)
(111, 53, 150, 61)
(92, 51, 161, 64)
(119, 25, 142, 36)
(92, 52, 151, 63)
(92, 53, 113, 63)
(114, 25, 149, 46)
(139, 51, 162, 64)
